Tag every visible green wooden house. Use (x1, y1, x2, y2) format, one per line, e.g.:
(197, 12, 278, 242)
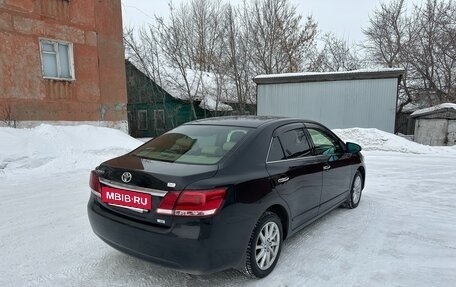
(125, 61, 234, 138)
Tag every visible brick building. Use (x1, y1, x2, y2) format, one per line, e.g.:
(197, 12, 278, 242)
(0, 0, 127, 130)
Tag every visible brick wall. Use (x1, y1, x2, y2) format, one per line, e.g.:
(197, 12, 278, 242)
(0, 0, 127, 126)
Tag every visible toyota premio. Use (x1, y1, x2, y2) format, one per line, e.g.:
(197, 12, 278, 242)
(87, 116, 365, 278)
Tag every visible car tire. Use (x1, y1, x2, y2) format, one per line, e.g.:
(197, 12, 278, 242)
(344, 170, 363, 209)
(243, 211, 283, 278)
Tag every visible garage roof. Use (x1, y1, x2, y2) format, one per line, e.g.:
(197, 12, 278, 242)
(253, 68, 405, 84)
(411, 103, 456, 118)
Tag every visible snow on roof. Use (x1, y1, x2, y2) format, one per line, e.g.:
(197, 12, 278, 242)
(158, 67, 207, 101)
(411, 103, 456, 117)
(254, 68, 405, 84)
(199, 96, 233, 112)
(400, 102, 422, 113)
(154, 66, 240, 111)
(255, 68, 405, 79)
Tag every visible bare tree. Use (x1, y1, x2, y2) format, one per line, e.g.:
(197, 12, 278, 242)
(222, 3, 255, 114)
(189, 0, 236, 116)
(309, 33, 360, 72)
(363, 0, 416, 116)
(406, 0, 456, 105)
(190, 0, 226, 72)
(125, 1, 234, 120)
(124, 27, 161, 83)
(363, 0, 456, 114)
(244, 0, 318, 74)
(124, 0, 325, 118)
(363, 0, 408, 68)
(151, 2, 206, 120)
(124, 26, 170, 132)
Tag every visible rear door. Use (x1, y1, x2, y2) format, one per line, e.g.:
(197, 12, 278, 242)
(305, 124, 352, 213)
(266, 123, 323, 230)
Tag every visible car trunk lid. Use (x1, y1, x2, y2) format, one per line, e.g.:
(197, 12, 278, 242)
(94, 154, 218, 227)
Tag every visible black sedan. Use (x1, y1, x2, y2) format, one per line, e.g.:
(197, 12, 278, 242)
(87, 116, 365, 278)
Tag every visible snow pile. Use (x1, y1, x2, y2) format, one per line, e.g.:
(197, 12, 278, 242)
(411, 103, 456, 117)
(2, 131, 456, 286)
(1, 125, 455, 179)
(333, 128, 456, 154)
(0, 125, 142, 177)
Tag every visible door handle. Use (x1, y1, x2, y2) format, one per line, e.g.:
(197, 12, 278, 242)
(323, 164, 331, 171)
(277, 176, 289, 183)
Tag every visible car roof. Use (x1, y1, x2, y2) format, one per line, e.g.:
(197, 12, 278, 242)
(185, 116, 316, 128)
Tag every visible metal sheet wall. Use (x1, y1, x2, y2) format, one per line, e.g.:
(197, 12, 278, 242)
(414, 119, 448, 146)
(257, 78, 398, 132)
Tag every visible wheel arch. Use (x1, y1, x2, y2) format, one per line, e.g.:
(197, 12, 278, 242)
(266, 204, 289, 240)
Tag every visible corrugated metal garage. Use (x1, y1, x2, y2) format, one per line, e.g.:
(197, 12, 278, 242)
(411, 103, 456, 146)
(254, 69, 404, 133)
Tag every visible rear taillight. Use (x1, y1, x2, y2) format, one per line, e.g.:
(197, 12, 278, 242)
(156, 191, 179, 215)
(156, 188, 227, 217)
(89, 170, 101, 196)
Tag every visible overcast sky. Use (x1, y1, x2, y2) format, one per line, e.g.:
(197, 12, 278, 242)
(121, 0, 418, 44)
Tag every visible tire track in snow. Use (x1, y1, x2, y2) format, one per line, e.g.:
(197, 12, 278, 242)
(283, 197, 383, 287)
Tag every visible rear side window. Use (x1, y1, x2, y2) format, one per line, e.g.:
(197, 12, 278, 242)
(279, 129, 311, 159)
(267, 137, 285, 162)
(133, 125, 251, 165)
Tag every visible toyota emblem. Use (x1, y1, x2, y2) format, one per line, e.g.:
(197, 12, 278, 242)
(121, 172, 132, 183)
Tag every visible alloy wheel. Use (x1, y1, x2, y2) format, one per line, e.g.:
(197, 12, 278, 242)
(255, 221, 280, 270)
(352, 175, 362, 204)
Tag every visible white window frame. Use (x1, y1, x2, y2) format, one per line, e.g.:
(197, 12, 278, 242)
(137, 110, 148, 130)
(154, 109, 165, 131)
(39, 38, 75, 81)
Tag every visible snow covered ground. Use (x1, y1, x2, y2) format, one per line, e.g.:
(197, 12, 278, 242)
(1, 125, 455, 287)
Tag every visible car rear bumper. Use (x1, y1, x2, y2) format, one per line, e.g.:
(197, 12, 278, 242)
(87, 196, 249, 274)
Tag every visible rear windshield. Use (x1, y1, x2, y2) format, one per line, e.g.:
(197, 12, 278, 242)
(133, 125, 252, 164)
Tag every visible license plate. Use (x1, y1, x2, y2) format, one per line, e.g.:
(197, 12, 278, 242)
(101, 186, 152, 211)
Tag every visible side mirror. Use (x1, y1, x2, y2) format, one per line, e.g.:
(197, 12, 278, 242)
(346, 142, 362, 153)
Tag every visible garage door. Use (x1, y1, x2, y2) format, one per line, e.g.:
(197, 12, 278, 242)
(447, 120, 456, 146)
(415, 119, 447, 146)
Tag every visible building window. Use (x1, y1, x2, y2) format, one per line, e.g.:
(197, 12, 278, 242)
(39, 39, 74, 80)
(154, 109, 165, 131)
(137, 110, 148, 130)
